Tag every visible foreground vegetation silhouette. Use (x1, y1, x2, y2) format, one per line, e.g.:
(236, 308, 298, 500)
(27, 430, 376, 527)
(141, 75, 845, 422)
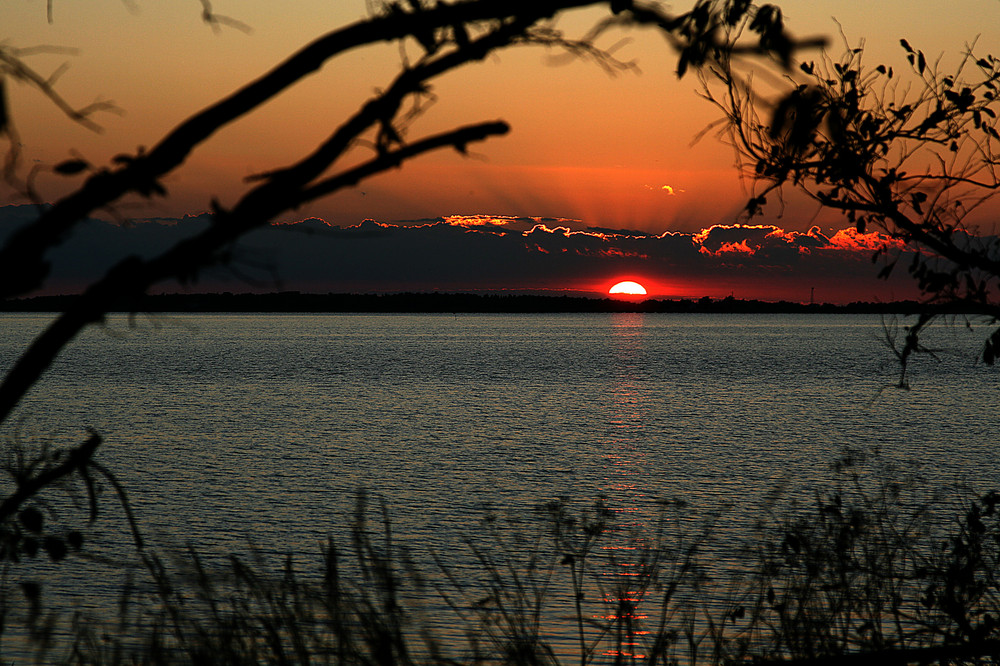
(5, 449, 1000, 664)
(1, 0, 999, 663)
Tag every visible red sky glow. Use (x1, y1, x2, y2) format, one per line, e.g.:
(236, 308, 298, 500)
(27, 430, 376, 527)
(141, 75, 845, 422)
(0, 207, 935, 304)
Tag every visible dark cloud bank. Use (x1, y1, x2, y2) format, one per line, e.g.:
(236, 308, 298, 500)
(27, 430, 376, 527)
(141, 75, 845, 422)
(0, 206, 926, 304)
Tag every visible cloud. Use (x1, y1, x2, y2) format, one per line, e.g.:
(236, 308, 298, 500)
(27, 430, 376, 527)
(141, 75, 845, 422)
(642, 184, 686, 197)
(0, 205, 927, 303)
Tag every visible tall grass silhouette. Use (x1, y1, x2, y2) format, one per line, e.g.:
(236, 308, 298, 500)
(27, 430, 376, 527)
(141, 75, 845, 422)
(3, 443, 1000, 664)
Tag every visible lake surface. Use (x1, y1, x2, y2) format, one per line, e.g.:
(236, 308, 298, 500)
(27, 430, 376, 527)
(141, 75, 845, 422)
(0, 312, 998, 629)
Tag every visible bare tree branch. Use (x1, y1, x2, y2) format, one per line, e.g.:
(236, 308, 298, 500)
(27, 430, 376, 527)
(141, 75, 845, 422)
(0, 0, 605, 299)
(0, 121, 507, 424)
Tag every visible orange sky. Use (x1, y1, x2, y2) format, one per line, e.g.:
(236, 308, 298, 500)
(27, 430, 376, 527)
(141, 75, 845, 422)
(3, 1, 999, 299)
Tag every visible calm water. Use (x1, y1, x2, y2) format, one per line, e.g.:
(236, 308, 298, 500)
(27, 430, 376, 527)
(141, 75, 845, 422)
(0, 312, 998, 620)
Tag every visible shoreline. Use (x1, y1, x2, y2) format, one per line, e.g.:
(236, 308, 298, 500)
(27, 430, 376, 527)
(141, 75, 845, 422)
(0, 291, 981, 314)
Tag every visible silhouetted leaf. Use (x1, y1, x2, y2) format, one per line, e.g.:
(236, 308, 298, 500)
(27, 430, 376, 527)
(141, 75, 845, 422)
(725, 0, 751, 26)
(53, 160, 88, 175)
(43, 536, 67, 562)
(18, 507, 43, 533)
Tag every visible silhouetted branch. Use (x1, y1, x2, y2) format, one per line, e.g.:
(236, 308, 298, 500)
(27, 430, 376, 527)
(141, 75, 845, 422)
(0, 431, 100, 522)
(0, 47, 116, 134)
(701, 34, 1000, 371)
(88, 459, 145, 550)
(0, 122, 506, 424)
(299, 121, 509, 203)
(0, 0, 603, 299)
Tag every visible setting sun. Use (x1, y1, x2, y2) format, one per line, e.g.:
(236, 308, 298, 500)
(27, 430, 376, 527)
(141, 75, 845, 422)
(609, 281, 647, 295)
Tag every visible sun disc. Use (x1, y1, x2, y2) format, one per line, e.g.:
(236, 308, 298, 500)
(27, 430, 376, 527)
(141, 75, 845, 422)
(609, 281, 647, 295)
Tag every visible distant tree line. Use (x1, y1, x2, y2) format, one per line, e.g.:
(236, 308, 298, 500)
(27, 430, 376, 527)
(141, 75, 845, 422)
(0, 291, 980, 314)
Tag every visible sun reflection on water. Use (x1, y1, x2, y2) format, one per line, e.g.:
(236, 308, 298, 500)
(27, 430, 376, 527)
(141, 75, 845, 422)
(600, 313, 656, 660)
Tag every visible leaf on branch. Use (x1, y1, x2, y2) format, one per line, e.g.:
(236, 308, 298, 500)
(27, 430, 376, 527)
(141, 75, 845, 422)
(725, 0, 751, 26)
(745, 195, 767, 216)
(17, 507, 43, 533)
(749, 4, 792, 66)
(43, 536, 67, 561)
(918, 107, 947, 132)
(52, 159, 88, 175)
(677, 51, 689, 79)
